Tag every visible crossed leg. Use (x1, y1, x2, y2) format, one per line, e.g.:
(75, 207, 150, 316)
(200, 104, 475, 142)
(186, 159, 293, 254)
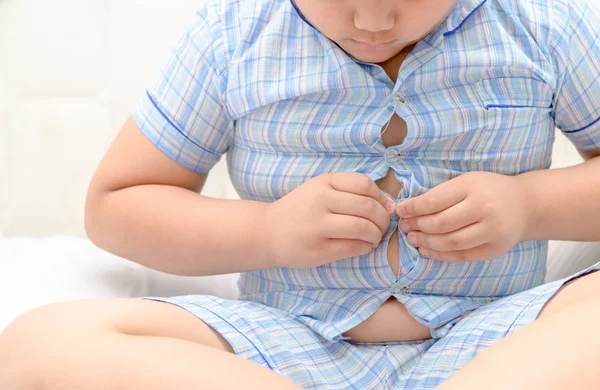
(0, 298, 301, 390)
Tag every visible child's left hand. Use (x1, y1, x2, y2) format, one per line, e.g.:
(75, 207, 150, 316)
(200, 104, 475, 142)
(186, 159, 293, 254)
(396, 171, 530, 262)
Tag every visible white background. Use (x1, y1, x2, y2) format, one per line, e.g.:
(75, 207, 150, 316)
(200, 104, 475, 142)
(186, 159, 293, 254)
(0, 0, 241, 239)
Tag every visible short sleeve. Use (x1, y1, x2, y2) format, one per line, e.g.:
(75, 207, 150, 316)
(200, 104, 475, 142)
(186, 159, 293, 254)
(132, 8, 233, 174)
(552, 0, 600, 150)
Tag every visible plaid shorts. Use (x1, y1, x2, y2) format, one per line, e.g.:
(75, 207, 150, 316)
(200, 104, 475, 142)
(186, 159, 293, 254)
(146, 262, 599, 389)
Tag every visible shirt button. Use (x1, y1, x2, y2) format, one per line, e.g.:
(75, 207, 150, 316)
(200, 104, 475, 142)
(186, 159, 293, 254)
(394, 93, 406, 104)
(391, 285, 407, 295)
(385, 148, 399, 162)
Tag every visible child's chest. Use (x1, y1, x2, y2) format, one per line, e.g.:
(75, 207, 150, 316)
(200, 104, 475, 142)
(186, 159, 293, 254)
(231, 44, 554, 154)
(226, 28, 557, 199)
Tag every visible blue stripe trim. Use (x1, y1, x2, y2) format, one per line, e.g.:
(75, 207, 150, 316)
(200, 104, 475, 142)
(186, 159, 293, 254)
(486, 104, 552, 110)
(444, 0, 488, 36)
(145, 91, 218, 156)
(562, 115, 600, 134)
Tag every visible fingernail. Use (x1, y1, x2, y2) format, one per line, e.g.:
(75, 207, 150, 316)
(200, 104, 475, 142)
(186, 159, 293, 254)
(385, 201, 396, 213)
(400, 221, 410, 232)
(397, 206, 407, 217)
(420, 248, 430, 258)
(407, 234, 417, 246)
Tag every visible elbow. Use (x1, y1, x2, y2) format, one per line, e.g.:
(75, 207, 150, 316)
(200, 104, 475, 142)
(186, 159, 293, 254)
(83, 183, 109, 249)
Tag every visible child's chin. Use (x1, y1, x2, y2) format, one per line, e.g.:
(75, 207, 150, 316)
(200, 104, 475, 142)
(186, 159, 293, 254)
(349, 50, 398, 64)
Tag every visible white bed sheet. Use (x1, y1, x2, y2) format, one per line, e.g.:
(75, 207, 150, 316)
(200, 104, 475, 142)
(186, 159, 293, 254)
(0, 237, 239, 331)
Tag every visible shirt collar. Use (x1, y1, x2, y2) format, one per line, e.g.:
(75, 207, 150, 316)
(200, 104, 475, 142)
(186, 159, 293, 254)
(444, 0, 488, 36)
(289, 0, 317, 30)
(288, 0, 361, 66)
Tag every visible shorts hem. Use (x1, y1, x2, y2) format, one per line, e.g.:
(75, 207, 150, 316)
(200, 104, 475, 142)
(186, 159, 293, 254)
(141, 296, 273, 369)
(507, 263, 600, 333)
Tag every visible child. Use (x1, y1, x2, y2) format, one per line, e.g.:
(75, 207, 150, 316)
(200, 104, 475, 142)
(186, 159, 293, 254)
(2, 0, 600, 388)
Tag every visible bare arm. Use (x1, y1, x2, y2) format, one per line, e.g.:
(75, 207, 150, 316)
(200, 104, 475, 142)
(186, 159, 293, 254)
(518, 148, 600, 242)
(85, 118, 272, 276)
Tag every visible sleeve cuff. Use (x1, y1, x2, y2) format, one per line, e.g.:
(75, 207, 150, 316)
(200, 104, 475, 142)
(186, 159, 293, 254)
(131, 92, 221, 174)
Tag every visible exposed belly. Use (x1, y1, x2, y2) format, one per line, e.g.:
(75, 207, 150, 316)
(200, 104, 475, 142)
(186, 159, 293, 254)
(343, 297, 431, 343)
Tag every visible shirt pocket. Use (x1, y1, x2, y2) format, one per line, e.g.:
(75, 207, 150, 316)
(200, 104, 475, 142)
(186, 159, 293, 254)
(475, 77, 554, 137)
(476, 77, 553, 111)
(474, 77, 555, 169)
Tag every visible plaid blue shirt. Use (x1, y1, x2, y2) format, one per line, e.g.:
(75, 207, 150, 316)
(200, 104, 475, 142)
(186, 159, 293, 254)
(133, 0, 600, 341)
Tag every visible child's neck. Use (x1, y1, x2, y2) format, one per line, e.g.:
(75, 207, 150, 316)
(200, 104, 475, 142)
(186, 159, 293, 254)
(377, 43, 417, 84)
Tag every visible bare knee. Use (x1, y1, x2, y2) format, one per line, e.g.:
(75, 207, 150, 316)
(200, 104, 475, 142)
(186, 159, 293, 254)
(0, 303, 92, 389)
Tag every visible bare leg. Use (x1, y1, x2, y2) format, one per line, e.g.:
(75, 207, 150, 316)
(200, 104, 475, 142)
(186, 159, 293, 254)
(0, 299, 301, 390)
(439, 271, 600, 390)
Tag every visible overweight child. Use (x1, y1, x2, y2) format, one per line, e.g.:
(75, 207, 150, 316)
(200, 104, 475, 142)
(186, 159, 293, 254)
(2, 0, 600, 388)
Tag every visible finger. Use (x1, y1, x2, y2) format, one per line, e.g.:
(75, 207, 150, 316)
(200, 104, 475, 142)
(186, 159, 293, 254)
(406, 222, 488, 252)
(328, 192, 391, 234)
(322, 239, 374, 261)
(418, 243, 496, 262)
(329, 173, 395, 214)
(396, 180, 467, 218)
(400, 199, 478, 234)
(324, 214, 383, 246)
(377, 190, 397, 215)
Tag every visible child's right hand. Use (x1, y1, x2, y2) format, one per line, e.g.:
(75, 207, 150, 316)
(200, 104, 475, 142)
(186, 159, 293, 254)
(262, 172, 396, 269)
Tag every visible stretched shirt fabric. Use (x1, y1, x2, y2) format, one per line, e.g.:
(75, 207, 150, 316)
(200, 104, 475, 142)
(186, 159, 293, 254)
(133, 0, 600, 341)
